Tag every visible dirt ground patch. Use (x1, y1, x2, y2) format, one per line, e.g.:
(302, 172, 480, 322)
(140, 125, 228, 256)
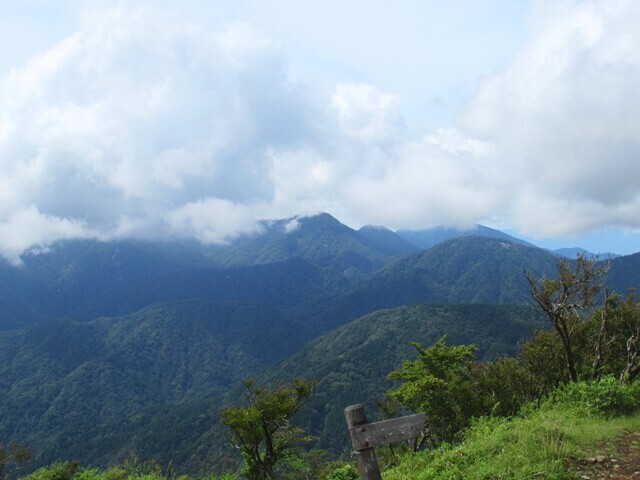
(573, 431, 640, 479)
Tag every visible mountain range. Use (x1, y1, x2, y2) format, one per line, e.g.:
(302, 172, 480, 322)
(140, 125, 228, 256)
(0, 212, 638, 473)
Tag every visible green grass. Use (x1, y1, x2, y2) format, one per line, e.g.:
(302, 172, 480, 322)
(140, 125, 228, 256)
(384, 402, 640, 480)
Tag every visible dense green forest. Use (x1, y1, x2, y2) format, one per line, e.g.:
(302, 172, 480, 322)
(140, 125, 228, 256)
(1, 213, 640, 477)
(256, 304, 545, 454)
(216, 254, 640, 478)
(9, 269, 640, 479)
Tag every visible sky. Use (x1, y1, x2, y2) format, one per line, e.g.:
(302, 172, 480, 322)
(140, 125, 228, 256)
(0, 0, 639, 263)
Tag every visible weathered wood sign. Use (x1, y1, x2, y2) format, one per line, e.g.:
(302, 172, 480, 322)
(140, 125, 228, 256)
(344, 404, 426, 480)
(348, 412, 426, 451)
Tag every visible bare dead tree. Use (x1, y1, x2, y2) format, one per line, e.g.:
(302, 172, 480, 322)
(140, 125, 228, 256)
(526, 254, 609, 382)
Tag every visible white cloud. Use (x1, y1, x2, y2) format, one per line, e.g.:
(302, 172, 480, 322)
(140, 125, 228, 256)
(165, 198, 264, 244)
(2, 1, 640, 260)
(510, 185, 640, 238)
(330, 83, 402, 144)
(425, 128, 495, 158)
(342, 135, 499, 230)
(0, 5, 322, 258)
(463, 0, 640, 234)
(0, 206, 89, 265)
(283, 219, 300, 234)
(216, 22, 278, 68)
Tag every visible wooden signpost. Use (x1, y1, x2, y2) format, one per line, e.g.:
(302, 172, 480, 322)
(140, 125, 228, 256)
(344, 404, 426, 480)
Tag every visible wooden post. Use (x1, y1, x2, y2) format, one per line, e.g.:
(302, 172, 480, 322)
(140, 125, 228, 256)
(345, 404, 425, 480)
(344, 404, 382, 480)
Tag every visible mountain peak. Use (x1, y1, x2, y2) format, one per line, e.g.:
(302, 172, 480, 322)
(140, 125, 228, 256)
(396, 224, 535, 250)
(296, 212, 349, 231)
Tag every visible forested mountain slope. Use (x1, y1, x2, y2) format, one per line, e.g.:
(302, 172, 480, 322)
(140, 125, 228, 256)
(609, 251, 640, 294)
(0, 302, 544, 472)
(0, 214, 638, 474)
(200, 213, 418, 290)
(1, 216, 637, 332)
(291, 237, 560, 336)
(0, 299, 312, 469)
(201, 213, 417, 266)
(0, 214, 417, 330)
(255, 303, 546, 454)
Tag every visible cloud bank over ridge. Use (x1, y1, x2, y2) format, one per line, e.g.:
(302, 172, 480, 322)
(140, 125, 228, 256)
(0, 1, 639, 262)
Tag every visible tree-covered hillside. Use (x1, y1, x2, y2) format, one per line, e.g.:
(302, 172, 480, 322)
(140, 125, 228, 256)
(0, 214, 639, 475)
(255, 303, 545, 454)
(292, 237, 560, 336)
(0, 302, 545, 473)
(0, 300, 309, 469)
(0, 214, 418, 330)
(609, 251, 640, 294)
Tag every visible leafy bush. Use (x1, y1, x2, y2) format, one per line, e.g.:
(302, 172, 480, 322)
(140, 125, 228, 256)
(325, 464, 357, 480)
(552, 376, 640, 417)
(386, 337, 482, 447)
(474, 357, 541, 416)
(21, 462, 81, 480)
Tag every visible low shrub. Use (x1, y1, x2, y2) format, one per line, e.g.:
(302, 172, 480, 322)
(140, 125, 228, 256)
(325, 464, 357, 480)
(551, 376, 640, 417)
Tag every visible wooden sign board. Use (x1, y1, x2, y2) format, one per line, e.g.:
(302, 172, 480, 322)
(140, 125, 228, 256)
(347, 413, 426, 452)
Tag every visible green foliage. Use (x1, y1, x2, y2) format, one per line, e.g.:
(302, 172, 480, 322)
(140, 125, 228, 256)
(551, 375, 640, 417)
(603, 293, 640, 382)
(257, 303, 545, 455)
(519, 289, 640, 389)
(219, 379, 315, 479)
(276, 449, 338, 480)
(19, 461, 239, 480)
(473, 356, 540, 416)
(470, 294, 640, 420)
(386, 337, 482, 447)
(323, 464, 357, 480)
(0, 443, 31, 480)
(1, 233, 639, 475)
(21, 462, 80, 480)
(517, 328, 568, 392)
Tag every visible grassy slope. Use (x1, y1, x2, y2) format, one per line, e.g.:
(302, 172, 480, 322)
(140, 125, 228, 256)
(384, 404, 640, 480)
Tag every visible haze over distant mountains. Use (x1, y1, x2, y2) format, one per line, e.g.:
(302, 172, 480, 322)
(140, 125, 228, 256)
(395, 224, 535, 250)
(394, 222, 621, 259)
(0, 212, 638, 473)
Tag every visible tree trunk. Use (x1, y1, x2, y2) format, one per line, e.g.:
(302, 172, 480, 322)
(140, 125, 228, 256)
(262, 422, 275, 479)
(553, 318, 578, 382)
(566, 356, 578, 382)
(592, 291, 609, 380)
